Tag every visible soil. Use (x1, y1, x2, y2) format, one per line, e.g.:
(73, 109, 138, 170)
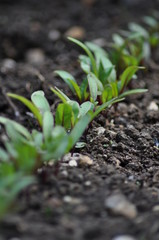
(1, 0, 159, 240)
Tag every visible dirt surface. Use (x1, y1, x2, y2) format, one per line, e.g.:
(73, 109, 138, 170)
(1, 0, 159, 240)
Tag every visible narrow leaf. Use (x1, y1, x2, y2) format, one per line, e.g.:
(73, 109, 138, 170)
(7, 93, 43, 127)
(31, 91, 50, 115)
(68, 37, 98, 76)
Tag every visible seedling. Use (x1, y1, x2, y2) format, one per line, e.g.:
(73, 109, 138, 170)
(110, 16, 159, 71)
(0, 110, 91, 219)
(52, 87, 124, 129)
(54, 38, 147, 107)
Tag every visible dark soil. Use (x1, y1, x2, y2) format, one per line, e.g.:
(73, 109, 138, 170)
(1, 0, 159, 240)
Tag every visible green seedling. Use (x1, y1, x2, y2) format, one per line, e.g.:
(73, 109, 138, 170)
(8, 90, 92, 130)
(143, 16, 159, 47)
(110, 16, 159, 71)
(54, 37, 116, 103)
(54, 38, 147, 107)
(52, 86, 124, 129)
(0, 111, 91, 219)
(0, 110, 91, 162)
(111, 33, 145, 72)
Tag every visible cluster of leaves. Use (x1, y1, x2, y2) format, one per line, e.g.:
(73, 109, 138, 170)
(110, 15, 159, 73)
(53, 37, 147, 111)
(0, 91, 91, 219)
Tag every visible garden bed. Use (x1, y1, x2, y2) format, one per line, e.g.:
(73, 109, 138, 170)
(1, 1, 159, 239)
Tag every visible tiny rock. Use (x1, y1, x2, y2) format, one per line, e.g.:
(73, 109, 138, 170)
(1, 58, 16, 73)
(69, 159, 78, 167)
(153, 205, 159, 212)
(65, 26, 86, 40)
(96, 127, 106, 135)
(128, 104, 138, 114)
(117, 103, 128, 113)
(147, 101, 158, 111)
(78, 155, 93, 166)
(25, 48, 45, 65)
(63, 196, 81, 204)
(63, 153, 72, 163)
(48, 29, 61, 42)
(47, 197, 62, 208)
(105, 194, 137, 219)
(84, 181, 92, 186)
(112, 235, 136, 240)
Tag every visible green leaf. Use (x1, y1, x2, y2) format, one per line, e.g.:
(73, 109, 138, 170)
(79, 101, 94, 117)
(143, 16, 158, 28)
(51, 87, 70, 103)
(112, 33, 125, 46)
(120, 66, 144, 91)
(43, 126, 68, 161)
(86, 41, 116, 82)
(0, 117, 31, 140)
(69, 80, 82, 101)
(67, 100, 79, 123)
(55, 103, 72, 130)
(111, 82, 118, 97)
(68, 37, 98, 76)
(92, 97, 124, 119)
(143, 42, 151, 61)
(79, 55, 91, 74)
(5, 122, 25, 143)
(0, 148, 9, 162)
(54, 70, 77, 93)
(87, 73, 98, 102)
(119, 89, 148, 98)
(68, 114, 91, 149)
(80, 78, 88, 101)
(31, 91, 50, 115)
(43, 111, 54, 141)
(128, 22, 149, 39)
(7, 93, 43, 127)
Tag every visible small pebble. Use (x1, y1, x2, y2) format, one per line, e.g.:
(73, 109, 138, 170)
(128, 104, 138, 114)
(69, 159, 78, 167)
(105, 194, 137, 219)
(112, 235, 136, 240)
(1, 58, 16, 73)
(153, 205, 159, 211)
(25, 48, 45, 65)
(84, 181, 92, 186)
(48, 29, 61, 41)
(79, 155, 93, 166)
(96, 127, 106, 135)
(147, 101, 158, 111)
(63, 196, 81, 204)
(65, 26, 86, 39)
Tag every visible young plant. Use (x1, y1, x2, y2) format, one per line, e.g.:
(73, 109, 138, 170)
(142, 16, 159, 47)
(54, 37, 116, 103)
(110, 16, 159, 71)
(0, 111, 91, 219)
(52, 87, 124, 129)
(54, 38, 147, 107)
(110, 33, 145, 72)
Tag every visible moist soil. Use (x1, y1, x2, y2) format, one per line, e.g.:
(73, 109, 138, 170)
(1, 1, 159, 240)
